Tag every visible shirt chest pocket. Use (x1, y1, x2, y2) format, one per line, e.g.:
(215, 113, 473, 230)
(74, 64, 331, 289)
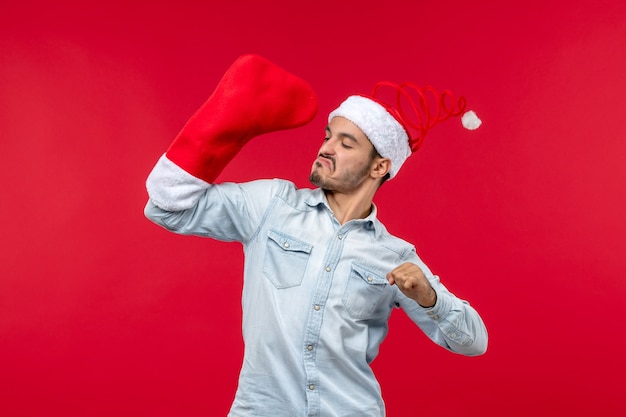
(342, 263, 389, 320)
(263, 228, 313, 289)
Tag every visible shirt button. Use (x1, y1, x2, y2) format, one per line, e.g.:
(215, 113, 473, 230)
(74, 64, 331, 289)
(309, 384, 315, 390)
(337, 234, 343, 240)
(433, 315, 439, 320)
(283, 242, 290, 248)
(367, 276, 373, 282)
(307, 345, 314, 351)
(325, 266, 331, 272)
(314, 305, 320, 311)
(450, 333, 457, 338)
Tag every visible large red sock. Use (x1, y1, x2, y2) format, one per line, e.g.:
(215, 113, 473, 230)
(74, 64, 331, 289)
(165, 54, 318, 182)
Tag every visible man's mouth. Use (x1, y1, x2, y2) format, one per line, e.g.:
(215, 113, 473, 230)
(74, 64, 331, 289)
(316, 155, 334, 170)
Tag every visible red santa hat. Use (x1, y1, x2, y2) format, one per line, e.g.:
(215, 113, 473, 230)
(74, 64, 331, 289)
(328, 81, 481, 178)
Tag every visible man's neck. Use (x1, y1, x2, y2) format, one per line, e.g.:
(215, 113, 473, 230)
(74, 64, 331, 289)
(323, 186, 377, 225)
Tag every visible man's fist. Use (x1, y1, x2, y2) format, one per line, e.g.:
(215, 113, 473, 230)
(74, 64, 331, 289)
(386, 262, 437, 308)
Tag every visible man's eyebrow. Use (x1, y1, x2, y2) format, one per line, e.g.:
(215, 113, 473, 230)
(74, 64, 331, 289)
(325, 125, 359, 144)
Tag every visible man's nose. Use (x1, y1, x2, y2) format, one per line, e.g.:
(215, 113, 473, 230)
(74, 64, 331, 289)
(319, 137, 337, 155)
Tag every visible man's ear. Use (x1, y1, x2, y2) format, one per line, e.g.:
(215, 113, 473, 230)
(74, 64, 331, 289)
(371, 157, 391, 179)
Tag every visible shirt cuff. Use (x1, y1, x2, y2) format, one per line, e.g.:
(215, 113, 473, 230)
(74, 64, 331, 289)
(421, 286, 451, 322)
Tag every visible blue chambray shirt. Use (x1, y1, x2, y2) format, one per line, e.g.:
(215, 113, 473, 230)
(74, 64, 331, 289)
(145, 178, 487, 417)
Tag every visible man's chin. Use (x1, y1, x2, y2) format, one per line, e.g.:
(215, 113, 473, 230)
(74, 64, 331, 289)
(309, 171, 328, 189)
(309, 171, 321, 187)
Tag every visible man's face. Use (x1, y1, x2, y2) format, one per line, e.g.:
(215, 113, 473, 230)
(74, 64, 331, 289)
(309, 116, 377, 193)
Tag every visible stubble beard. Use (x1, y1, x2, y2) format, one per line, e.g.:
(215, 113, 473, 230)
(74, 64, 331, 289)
(309, 161, 370, 193)
(309, 162, 329, 189)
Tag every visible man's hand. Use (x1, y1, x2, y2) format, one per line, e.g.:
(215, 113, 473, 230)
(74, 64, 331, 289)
(386, 262, 437, 308)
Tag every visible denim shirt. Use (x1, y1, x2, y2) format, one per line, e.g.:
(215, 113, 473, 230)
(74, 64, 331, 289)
(145, 167, 487, 417)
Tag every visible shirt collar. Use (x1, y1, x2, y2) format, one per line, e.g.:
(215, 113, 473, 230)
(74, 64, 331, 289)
(305, 188, 378, 231)
(304, 187, 327, 208)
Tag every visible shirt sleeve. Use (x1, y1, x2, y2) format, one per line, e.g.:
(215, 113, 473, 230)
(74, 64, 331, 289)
(144, 154, 284, 243)
(394, 251, 489, 357)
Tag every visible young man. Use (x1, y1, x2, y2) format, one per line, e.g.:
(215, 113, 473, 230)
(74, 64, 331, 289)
(144, 54, 487, 417)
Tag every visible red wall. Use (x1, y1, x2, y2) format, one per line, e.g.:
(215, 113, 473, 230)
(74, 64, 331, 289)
(1, 1, 625, 416)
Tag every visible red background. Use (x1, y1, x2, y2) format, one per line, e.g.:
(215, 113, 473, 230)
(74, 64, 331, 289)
(1, 1, 625, 416)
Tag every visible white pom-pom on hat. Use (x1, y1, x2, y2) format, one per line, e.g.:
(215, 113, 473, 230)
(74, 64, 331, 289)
(461, 110, 482, 130)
